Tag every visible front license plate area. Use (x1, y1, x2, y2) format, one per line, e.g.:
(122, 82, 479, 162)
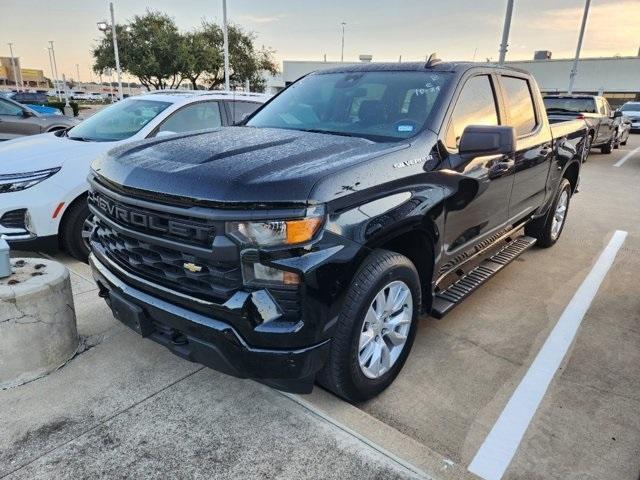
(110, 291, 154, 337)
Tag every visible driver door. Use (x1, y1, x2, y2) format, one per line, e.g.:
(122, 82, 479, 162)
(441, 74, 515, 255)
(0, 99, 40, 140)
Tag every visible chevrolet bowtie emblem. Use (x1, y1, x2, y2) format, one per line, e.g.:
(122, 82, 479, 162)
(183, 262, 203, 273)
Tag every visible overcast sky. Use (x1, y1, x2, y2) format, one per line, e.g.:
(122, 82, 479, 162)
(1, 0, 638, 83)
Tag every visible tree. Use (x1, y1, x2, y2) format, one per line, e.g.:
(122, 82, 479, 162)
(92, 11, 279, 92)
(93, 11, 186, 90)
(198, 22, 278, 91)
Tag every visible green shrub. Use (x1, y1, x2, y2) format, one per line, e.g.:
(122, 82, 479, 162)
(46, 102, 80, 117)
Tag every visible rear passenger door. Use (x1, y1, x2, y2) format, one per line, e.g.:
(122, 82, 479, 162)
(597, 97, 614, 143)
(499, 75, 553, 220)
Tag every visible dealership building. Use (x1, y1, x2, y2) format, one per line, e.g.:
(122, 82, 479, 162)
(271, 54, 640, 106)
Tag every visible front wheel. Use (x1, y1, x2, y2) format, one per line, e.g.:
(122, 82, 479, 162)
(525, 178, 572, 248)
(317, 249, 421, 402)
(60, 200, 92, 261)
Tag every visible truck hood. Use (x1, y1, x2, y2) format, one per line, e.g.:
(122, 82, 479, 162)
(0, 132, 120, 175)
(92, 127, 406, 206)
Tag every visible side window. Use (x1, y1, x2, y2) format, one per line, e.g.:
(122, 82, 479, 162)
(445, 75, 499, 149)
(157, 101, 222, 135)
(501, 76, 537, 137)
(228, 101, 261, 124)
(0, 99, 24, 116)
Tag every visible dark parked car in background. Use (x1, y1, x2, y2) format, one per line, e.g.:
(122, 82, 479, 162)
(0, 95, 79, 140)
(543, 94, 620, 156)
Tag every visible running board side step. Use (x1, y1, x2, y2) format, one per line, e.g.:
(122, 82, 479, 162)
(431, 236, 537, 318)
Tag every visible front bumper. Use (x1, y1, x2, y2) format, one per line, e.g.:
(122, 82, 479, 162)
(89, 253, 331, 393)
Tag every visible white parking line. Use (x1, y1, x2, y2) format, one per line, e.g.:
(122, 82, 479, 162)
(613, 146, 640, 167)
(468, 230, 628, 480)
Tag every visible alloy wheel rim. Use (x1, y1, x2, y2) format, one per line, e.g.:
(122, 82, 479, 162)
(358, 280, 413, 379)
(551, 190, 568, 240)
(81, 215, 96, 251)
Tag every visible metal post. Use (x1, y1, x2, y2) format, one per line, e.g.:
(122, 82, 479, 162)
(47, 47, 55, 93)
(110, 2, 123, 100)
(76, 63, 81, 88)
(62, 74, 70, 115)
(0, 238, 10, 279)
(341, 22, 346, 62)
(49, 41, 62, 100)
(222, 0, 230, 91)
(7, 43, 19, 90)
(498, 0, 514, 64)
(568, 0, 591, 94)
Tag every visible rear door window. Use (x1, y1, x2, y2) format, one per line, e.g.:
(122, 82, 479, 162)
(445, 75, 499, 149)
(501, 76, 537, 137)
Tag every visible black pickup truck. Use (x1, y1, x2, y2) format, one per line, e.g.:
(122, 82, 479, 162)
(88, 62, 587, 402)
(544, 94, 620, 155)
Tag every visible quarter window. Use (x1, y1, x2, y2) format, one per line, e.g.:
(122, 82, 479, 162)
(445, 75, 499, 149)
(228, 101, 262, 124)
(501, 76, 537, 136)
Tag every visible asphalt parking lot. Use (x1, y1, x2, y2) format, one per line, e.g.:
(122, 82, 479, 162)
(3, 136, 639, 480)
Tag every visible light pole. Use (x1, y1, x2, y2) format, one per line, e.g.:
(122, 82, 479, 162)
(341, 22, 346, 62)
(61, 73, 70, 112)
(49, 41, 62, 100)
(568, 0, 591, 94)
(46, 47, 55, 94)
(97, 2, 123, 100)
(76, 63, 81, 89)
(7, 43, 19, 90)
(222, 0, 230, 91)
(498, 0, 514, 64)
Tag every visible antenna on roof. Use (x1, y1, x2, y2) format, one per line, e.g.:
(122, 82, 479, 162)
(425, 52, 441, 68)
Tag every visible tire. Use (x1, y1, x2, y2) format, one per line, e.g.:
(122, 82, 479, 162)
(613, 130, 620, 149)
(525, 178, 572, 248)
(601, 134, 614, 154)
(317, 249, 422, 402)
(60, 199, 93, 261)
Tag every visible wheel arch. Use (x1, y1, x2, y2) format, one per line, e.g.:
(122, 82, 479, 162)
(365, 223, 437, 312)
(58, 191, 88, 239)
(562, 160, 580, 194)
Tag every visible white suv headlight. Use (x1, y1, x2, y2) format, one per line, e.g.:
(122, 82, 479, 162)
(0, 167, 61, 194)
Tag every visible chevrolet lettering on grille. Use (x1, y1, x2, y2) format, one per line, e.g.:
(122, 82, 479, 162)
(89, 191, 215, 243)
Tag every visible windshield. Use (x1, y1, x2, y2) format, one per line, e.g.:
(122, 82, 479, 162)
(543, 97, 596, 114)
(247, 70, 450, 141)
(620, 102, 640, 112)
(67, 99, 171, 142)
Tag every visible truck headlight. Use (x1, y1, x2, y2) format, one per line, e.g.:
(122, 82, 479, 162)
(227, 210, 324, 247)
(0, 168, 61, 194)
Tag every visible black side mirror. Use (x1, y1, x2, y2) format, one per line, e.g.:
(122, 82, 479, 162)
(613, 110, 623, 118)
(22, 109, 35, 118)
(459, 125, 516, 157)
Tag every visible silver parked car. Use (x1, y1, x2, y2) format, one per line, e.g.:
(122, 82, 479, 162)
(0, 95, 79, 140)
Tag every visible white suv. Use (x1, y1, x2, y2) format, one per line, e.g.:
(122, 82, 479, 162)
(0, 90, 268, 259)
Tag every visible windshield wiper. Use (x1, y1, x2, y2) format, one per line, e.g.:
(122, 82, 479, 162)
(297, 128, 358, 138)
(67, 136, 94, 142)
(545, 108, 577, 113)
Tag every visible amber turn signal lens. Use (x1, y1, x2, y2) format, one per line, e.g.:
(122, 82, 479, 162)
(286, 217, 323, 244)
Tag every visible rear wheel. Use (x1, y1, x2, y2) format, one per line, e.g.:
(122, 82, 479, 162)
(317, 249, 421, 402)
(60, 200, 92, 261)
(581, 134, 593, 162)
(525, 178, 572, 248)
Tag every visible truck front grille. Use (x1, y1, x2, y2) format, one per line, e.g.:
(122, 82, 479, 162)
(93, 220, 242, 302)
